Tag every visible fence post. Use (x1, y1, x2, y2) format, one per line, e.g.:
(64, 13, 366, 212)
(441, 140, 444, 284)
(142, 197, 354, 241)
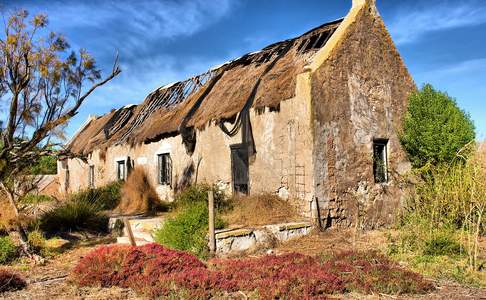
(124, 218, 136, 246)
(208, 190, 216, 254)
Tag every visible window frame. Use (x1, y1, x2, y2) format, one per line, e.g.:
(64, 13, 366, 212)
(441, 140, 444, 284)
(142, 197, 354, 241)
(116, 160, 126, 181)
(157, 153, 172, 186)
(373, 139, 389, 184)
(88, 165, 95, 188)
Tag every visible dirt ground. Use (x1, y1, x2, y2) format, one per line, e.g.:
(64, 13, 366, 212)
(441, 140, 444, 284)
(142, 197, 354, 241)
(2, 230, 485, 300)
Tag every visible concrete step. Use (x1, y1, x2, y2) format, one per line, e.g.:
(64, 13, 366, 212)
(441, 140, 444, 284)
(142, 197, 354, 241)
(117, 236, 152, 246)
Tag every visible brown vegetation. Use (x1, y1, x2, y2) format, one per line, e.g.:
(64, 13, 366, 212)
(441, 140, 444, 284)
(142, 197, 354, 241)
(116, 168, 165, 215)
(223, 193, 304, 226)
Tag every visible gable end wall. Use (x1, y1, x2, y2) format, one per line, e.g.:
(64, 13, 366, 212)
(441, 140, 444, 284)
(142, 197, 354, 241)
(311, 4, 416, 228)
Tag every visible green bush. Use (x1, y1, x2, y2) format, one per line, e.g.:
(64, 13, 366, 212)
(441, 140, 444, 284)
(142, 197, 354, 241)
(39, 199, 108, 234)
(0, 236, 17, 264)
(70, 181, 121, 210)
(20, 194, 53, 204)
(423, 234, 462, 256)
(400, 84, 475, 168)
(30, 155, 57, 175)
(154, 185, 226, 257)
(173, 184, 227, 210)
(27, 230, 48, 256)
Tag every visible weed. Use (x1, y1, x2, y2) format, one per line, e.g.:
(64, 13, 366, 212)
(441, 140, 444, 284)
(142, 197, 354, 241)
(70, 181, 121, 210)
(39, 198, 108, 234)
(154, 201, 225, 258)
(0, 236, 17, 265)
(20, 194, 53, 205)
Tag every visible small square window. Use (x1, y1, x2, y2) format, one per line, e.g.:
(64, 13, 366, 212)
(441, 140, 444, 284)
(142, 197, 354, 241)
(117, 160, 126, 181)
(158, 153, 172, 186)
(373, 139, 388, 183)
(89, 165, 95, 188)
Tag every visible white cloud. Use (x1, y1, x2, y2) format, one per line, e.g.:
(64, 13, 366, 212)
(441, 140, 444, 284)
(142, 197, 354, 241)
(388, 1, 486, 45)
(417, 58, 486, 80)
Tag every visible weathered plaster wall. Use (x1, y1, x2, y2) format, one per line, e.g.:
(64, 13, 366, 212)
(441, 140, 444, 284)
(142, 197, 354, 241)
(60, 74, 314, 214)
(311, 5, 415, 228)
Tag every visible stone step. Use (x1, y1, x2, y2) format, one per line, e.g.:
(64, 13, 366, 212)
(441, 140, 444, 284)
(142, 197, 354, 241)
(117, 236, 152, 246)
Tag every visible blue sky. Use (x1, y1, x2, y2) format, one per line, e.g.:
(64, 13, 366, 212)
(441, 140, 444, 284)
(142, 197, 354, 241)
(3, 0, 486, 140)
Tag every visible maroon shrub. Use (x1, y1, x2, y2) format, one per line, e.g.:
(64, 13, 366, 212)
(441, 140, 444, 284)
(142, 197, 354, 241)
(210, 253, 344, 299)
(72, 245, 433, 299)
(0, 269, 26, 293)
(325, 251, 434, 294)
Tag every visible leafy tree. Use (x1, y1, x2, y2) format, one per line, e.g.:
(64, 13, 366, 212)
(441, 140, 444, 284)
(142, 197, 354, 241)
(400, 84, 475, 168)
(0, 10, 120, 260)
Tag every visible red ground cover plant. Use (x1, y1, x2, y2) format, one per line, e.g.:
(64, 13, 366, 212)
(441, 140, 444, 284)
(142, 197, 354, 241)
(324, 250, 435, 294)
(0, 269, 27, 293)
(71, 244, 434, 299)
(209, 253, 344, 299)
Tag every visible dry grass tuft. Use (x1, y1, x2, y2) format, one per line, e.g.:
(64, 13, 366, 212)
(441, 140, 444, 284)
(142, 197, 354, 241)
(223, 193, 304, 227)
(0, 196, 17, 232)
(116, 167, 166, 215)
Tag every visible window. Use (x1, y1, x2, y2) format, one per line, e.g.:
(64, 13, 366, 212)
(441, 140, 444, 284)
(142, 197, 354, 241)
(158, 153, 172, 186)
(373, 139, 388, 183)
(117, 160, 126, 181)
(89, 165, 95, 188)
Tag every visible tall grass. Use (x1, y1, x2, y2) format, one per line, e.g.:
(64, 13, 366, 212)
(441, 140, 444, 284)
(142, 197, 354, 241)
(392, 145, 486, 285)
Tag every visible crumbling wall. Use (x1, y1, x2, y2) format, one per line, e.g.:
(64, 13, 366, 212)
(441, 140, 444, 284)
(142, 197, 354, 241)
(59, 78, 313, 212)
(311, 5, 415, 228)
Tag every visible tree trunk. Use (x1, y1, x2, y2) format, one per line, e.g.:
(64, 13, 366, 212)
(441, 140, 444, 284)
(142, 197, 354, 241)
(0, 181, 44, 263)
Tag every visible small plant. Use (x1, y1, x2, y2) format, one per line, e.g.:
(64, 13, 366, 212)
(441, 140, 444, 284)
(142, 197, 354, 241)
(154, 201, 225, 258)
(20, 194, 53, 205)
(0, 269, 26, 293)
(70, 181, 122, 210)
(27, 230, 51, 256)
(423, 234, 462, 256)
(0, 236, 17, 265)
(39, 198, 108, 234)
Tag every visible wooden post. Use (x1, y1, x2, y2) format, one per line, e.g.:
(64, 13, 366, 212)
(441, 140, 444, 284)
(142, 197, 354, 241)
(124, 218, 136, 246)
(208, 190, 216, 254)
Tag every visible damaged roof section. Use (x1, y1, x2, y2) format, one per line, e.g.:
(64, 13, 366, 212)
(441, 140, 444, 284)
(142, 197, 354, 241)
(67, 19, 342, 156)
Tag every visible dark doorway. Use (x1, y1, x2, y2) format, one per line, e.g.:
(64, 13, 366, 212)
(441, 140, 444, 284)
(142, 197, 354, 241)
(230, 144, 249, 195)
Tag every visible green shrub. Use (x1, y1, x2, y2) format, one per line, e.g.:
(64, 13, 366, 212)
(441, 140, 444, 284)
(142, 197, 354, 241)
(70, 181, 121, 210)
(20, 194, 53, 204)
(27, 230, 47, 256)
(400, 84, 475, 168)
(173, 184, 227, 210)
(423, 234, 462, 256)
(30, 154, 57, 175)
(0, 236, 17, 264)
(39, 199, 108, 234)
(154, 201, 225, 258)
(154, 185, 226, 257)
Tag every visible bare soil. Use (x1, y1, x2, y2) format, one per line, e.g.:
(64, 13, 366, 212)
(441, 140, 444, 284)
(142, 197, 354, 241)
(1, 230, 485, 299)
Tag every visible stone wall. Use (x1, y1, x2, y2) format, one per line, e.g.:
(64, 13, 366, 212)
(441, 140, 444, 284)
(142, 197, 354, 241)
(310, 5, 415, 228)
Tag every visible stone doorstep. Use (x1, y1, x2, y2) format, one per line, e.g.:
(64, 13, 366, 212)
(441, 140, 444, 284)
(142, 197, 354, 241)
(277, 222, 312, 231)
(215, 228, 254, 239)
(215, 222, 312, 240)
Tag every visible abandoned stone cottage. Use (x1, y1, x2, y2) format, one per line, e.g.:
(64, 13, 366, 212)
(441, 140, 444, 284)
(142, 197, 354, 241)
(58, 0, 415, 227)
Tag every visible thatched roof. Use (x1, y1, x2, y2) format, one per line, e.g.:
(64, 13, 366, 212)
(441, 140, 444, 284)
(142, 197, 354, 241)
(68, 19, 343, 156)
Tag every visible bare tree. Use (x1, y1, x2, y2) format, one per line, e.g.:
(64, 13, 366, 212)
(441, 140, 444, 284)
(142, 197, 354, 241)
(0, 10, 121, 259)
